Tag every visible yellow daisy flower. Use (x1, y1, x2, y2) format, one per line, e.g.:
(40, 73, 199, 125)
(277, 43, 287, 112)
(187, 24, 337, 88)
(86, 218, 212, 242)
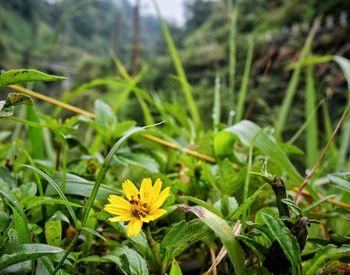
(104, 178, 170, 237)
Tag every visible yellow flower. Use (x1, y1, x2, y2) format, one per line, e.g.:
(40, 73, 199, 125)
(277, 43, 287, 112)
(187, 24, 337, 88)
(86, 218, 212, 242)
(104, 178, 170, 237)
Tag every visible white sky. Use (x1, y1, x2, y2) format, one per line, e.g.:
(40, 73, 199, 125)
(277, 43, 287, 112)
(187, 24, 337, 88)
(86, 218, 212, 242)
(129, 0, 186, 26)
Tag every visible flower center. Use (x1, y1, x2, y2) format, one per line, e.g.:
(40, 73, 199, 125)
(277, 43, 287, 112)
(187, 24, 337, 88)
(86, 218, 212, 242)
(129, 194, 150, 218)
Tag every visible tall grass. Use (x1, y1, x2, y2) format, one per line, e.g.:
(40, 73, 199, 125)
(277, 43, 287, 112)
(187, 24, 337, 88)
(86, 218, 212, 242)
(274, 20, 319, 140)
(236, 36, 254, 123)
(153, 0, 201, 130)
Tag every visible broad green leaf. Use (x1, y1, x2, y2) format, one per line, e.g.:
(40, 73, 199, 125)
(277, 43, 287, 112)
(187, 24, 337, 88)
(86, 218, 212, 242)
(224, 120, 302, 185)
(261, 213, 301, 275)
(160, 219, 211, 263)
(0, 244, 63, 271)
(11, 206, 30, 243)
(214, 196, 238, 217)
(169, 258, 182, 275)
(0, 189, 28, 228)
(0, 69, 66, 87)
(116, 152, 160, 173)
(303, 244, 350, 274)
(45, 220, 62, 247)
(46, 173, 120, 199)
(94, 99, 116, 129)
(103, 246, 149, 275)
(180, 206, 246, 275)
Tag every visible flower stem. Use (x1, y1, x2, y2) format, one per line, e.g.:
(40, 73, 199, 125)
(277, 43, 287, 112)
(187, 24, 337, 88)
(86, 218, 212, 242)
(145, 225, 164, 275)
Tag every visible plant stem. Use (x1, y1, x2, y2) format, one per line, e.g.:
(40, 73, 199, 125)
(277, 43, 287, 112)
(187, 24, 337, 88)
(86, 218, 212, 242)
(53, 231, 79, 274)
(145, 225, 163, 275)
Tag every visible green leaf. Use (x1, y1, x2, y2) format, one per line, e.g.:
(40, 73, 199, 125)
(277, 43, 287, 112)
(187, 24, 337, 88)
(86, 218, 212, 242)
(103, 246, 149, 275)
(236, 36, 254, 122)
(24, 197, 82, 210)
(275, 20, 318, 139)
(94, 99, 116, 129)
(224, 120, 302, 185)
(0, 93, 33, 118)
(22, 165, 78, 226)
(169, 258, 182, 275)
(116, 152, 160, 173)
(303, 195, 336, 212)
(45, 220, 62, 247)
(26, 106, 45, 159)
(11, 206, 30, 244)
(328, 175, 350, 193)
(261, 213, 301, 275)
(80, 227, 108, 243)
(230, 184, 267, 220)
(46, 173, 120, 200)
(303, 244, 350, 274)
(179, 196, 223, 217)
(153, 1, 201, 130)
(0, 244, 63, 271)
(160, 219, 211, 263)
(179, 206, 246, 275)
(0, 69, 66, 87)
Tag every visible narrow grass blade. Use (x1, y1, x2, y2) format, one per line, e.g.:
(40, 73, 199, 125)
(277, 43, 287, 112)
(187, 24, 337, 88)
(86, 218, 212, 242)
(26, 106, 45, 159)
(179, 205, 246, 275)
(22, 165, 78, 226)
(333, 56, 350, 168)
(228, 3, 238, 115)
(275, 20, 319, 140)
(236, 36, 254, 123)
(322, 101, 338, 158)
(305, 65, 319, 167)
(212, 75, 221, 132)
(152, 0, 201, 130)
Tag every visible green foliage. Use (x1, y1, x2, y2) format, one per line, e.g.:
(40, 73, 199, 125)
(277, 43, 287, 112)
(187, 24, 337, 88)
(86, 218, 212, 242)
(0, 69, 65, 87)
(1, 1, 350, 273)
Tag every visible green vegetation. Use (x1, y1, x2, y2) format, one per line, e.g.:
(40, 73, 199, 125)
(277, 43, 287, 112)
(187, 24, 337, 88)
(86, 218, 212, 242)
(1, 0, 350, 274)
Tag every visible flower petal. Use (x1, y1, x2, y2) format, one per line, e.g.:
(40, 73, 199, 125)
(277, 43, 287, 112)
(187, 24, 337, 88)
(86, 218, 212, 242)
(150, 187, 170, 211)
(109, 215, 133, 222)
(147, 208, 167, 221)
(104, 204, 130, 216)
(123, 179, 139, 201)
(108, 195, 130, 209)
(140, 177, 152, 202)
(150, 178, 162, 204)
(127, 219, 143, 237)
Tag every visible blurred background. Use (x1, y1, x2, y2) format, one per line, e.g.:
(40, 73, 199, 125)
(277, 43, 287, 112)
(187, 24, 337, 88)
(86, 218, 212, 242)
(1, 0, 350, 132)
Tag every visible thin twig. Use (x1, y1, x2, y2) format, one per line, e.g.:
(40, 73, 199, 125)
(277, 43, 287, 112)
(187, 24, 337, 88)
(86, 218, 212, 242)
(296, 101, 350, 203)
